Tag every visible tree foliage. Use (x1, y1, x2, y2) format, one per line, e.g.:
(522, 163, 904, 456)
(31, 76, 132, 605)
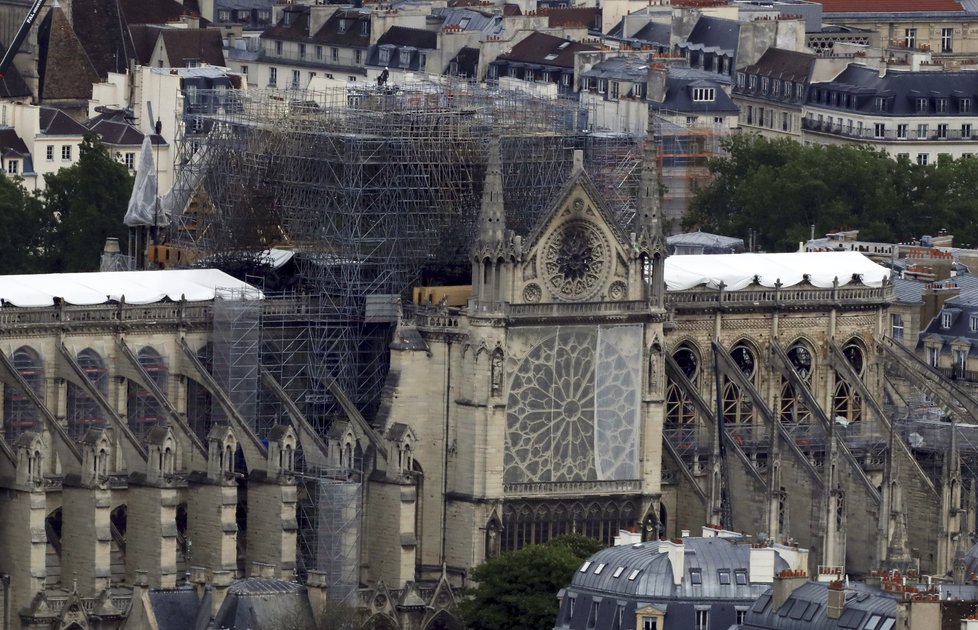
(684, 134, 978, 252)
(0, 175, 48, 274)
(39, 132, 134, 272)
(459, 534, 604, 630)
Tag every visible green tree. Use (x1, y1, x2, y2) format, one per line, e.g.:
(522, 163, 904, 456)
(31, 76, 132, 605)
(0, 174, 48, 274)
(40, 132, 133, 272)
(459, 534, 603, 630)
(684, 135, 937, 251)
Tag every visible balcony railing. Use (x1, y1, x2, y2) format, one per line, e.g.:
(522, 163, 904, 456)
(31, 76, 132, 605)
(503, 479, 642, 496)
(802, 117, 977, 142)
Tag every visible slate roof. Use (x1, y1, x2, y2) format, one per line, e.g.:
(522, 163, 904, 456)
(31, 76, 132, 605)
(918, 274, 978, 352)
(39, 108, 88, 136)
(0, 128, 30, 159)
(37, 6, 100, 101)
(632, 21, 671, 46)
(493, 32, 599, 69)
(160, 29, 226, 67)
(211, 579, 316, 630)
(87, 118, 167, 147)
(377, 26, 437, 50)
(892, 276, 924, 305)
(146, 586, 201, 630)
(580, 55, 651, 82)
(683, 16, 740, 55)
(560, 536, 788, 630)
(744, 582, 898, 630)
(128, 25, 162, 66)
(740, 48, 816, 83)
(809, 65, 978, 115)
(814, 0, 964, 13)
(261, 5, 313, 42)
(652, 68, 739, 113)
(71, 0, 134, 77)
(431, 7, 504, 36)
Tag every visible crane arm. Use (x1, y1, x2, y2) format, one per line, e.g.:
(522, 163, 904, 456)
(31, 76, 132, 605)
(0, 0, 47, 80)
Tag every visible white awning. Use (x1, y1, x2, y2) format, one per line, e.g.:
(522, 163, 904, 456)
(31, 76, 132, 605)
(665, 251, 890, 291)
(0, 269, 263, 307)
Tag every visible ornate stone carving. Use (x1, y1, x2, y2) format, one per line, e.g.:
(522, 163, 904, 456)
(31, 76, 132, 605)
(608, 280, 627, 301)
(542, 221, 609, 301)
(522, 283, 542, 303)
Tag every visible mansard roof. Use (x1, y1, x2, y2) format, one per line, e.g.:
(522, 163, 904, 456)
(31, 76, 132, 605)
(809, 65, 978, 115)
(745, 582, 896, 630)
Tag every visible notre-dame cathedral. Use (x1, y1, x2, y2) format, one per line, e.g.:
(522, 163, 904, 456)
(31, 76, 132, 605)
(0, 133, 968, 629)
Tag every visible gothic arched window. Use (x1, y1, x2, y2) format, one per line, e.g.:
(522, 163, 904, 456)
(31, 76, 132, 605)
(68, 348, 107, 440)
(4, 346, 43, 442)
(127, 347, 168, 440)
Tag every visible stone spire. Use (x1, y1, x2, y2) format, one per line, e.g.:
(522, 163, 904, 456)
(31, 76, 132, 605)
(478, 134, 506, 246)
(634, 134, 664, 257)
(884, 462, 914, 570)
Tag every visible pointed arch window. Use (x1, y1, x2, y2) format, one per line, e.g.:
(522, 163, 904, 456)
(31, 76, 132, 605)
(4, 346, 44, 442)
(68, 348, 107, 440)
(833, 380, 862, 423)
(779, 380, 811, 424)
(722, 380, 753, 425)
(127, 347, 168, 441)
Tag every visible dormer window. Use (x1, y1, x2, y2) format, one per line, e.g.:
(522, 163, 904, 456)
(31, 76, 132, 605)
(338, 18, 349, 33)
(399, 48, 412, 66)
(692, 87, 715, 102)
(749, 75, 757, 90)
(796, 83, 804, 99)
(761, 77, 769, 93)
(772, 80, 780, 96)
(942, 311, 953, 329)
(937, 98, 949, 113)
(961, 98, 972, 113)
(361, 21, 369, 36)
(379, 47, 391, 64)
(971, 314, 978, 332)
(916, 97, 928, 113)
(737, 72, 745, 88)
(875, 96, 886, 111)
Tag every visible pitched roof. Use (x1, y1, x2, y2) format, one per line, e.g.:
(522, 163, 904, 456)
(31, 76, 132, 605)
(632, 21, 670, 45)
(377, 25, 438, 49)
(814, 0, 963, 13)
(0, 128, 30, 158)
(494, 31, 598, 69)
(36, 6, 100, 101)
(128, 25, 161, 66)
(740, 48, 816, 82)
(71, 0, 134, 77)
(546, 7, 601, 29)
(160, 29, 226, 67)
(684, 15, 740, 54)
(39, 108, 88, 136)
(87, 118, 167, 147)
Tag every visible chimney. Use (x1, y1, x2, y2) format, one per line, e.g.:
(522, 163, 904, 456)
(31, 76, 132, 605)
(772, 570, 809, 611)
(826, 581, 845, 619)
(750, 545, 777, 584)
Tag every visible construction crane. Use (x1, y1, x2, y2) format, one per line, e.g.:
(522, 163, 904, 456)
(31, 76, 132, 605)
(0, 0, 47, 80)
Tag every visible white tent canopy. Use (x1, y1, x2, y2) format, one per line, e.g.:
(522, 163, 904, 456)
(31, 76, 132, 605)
(0, 269, 262, 308)
(665, 251, 890, 291)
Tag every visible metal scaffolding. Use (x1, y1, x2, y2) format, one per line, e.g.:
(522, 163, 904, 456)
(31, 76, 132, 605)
(165, 79, 591, 425)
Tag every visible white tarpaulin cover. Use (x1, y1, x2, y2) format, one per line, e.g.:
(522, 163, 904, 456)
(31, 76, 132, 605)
(124, 136, 164, 227)
(665, 251, 890, 291)
(0, 269, 262, 307)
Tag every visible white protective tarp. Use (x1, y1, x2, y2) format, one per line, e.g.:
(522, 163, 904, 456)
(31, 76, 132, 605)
(665, 251, 890, 291)
(124, 136, 163, 227)
(0, 269, 262, 307)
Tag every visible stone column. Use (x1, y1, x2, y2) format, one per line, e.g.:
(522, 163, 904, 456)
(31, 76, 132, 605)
(246, 481, 297, 579)
(61, 484, 112, 595)
(126, 484, 179, 587)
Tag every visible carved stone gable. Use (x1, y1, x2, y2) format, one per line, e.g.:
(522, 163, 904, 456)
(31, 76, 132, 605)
(518, 174, 634, 304)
